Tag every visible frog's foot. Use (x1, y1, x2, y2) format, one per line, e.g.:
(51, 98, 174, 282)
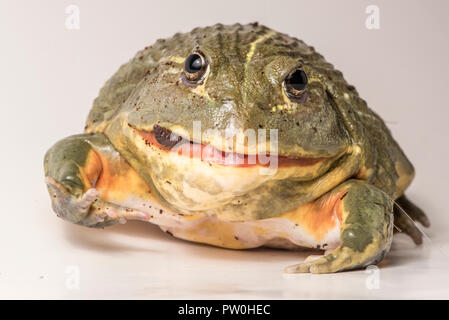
(285, 180, 394, 274)
(393, 195, 430, 245)
(46, 177, 150, 228)
(285, 246, 388, 274)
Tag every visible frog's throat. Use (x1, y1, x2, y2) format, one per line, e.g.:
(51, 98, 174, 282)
(130, 124, 329, 168)
(99, 120, 360, 218)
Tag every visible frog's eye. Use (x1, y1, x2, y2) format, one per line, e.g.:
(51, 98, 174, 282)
(184, 52, 207, 82)
(284, 69, 308, 102)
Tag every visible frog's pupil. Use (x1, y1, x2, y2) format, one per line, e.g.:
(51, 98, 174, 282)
(287, 70, 307, 91)
(186, 54, 202, 73)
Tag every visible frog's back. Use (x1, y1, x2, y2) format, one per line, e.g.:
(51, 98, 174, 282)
(360, 103, 415, 198)
(333, 83, 415, 198)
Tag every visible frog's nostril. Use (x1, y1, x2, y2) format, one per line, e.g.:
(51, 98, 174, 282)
(153, 124, 183, 148)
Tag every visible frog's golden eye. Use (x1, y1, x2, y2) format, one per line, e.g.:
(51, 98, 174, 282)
(284, 69, 308, 102)
(183, 52, 207, 82)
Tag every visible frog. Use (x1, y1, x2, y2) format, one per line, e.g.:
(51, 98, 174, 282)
(44, 23, 430, 273)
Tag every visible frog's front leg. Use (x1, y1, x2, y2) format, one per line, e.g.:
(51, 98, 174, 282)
(286, 179, 394, 274)
(44, 133, 151, 228)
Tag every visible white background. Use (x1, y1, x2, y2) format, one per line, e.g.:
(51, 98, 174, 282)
(0, 0, 448, 299)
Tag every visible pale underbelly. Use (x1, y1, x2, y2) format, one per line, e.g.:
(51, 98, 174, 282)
(115, 196, 342, 251)
(160, 215, 341, 251)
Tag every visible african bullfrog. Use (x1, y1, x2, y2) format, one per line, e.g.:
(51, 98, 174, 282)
(44, 23, 429, 273)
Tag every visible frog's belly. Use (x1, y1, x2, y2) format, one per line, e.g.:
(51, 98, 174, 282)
(159, 215, 341, 250)
(118, 192, 343, 251)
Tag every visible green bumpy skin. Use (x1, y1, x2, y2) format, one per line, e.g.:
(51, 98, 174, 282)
(44, 23, 429, 273)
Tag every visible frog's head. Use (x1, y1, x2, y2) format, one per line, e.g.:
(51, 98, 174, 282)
(108, 23, 353, 218)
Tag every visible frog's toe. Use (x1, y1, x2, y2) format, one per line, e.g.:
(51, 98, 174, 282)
(303, 254, 323, 263)
(46, 176, 110, 227)
(395, 195, 430, 227)
(84, 206, 114, 225)
(285, 255, 337, 274)
(393, 194, 430, 245)
(82, 203, 120, 227)
(283, 254, 325, 273)
(285, 256, 329, 274)
(77, 188, 101, 210)
(284, 248, 353, 274)
(394, 212, 423, 245)
(46, 176, 151, 227)
(46, 177, 97, 222)
(84, 199, 151, 228)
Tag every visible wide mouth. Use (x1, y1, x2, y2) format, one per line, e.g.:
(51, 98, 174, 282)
(130, 124, 328, 168)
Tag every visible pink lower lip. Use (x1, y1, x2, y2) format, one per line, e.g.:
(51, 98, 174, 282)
(136, 129, 325, 167)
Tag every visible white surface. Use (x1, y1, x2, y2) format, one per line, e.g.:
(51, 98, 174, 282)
(1, 0, 449, 299)
(1, 213, 449, 299)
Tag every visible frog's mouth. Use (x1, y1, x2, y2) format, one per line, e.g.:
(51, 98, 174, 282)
(130, 124, 327, 168)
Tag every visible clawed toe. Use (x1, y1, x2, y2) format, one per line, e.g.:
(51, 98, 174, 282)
(284, 255, 334, 274)
(393, 195, 430, 245)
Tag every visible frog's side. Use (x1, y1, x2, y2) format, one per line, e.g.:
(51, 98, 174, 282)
(44, 23, 429, 273)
